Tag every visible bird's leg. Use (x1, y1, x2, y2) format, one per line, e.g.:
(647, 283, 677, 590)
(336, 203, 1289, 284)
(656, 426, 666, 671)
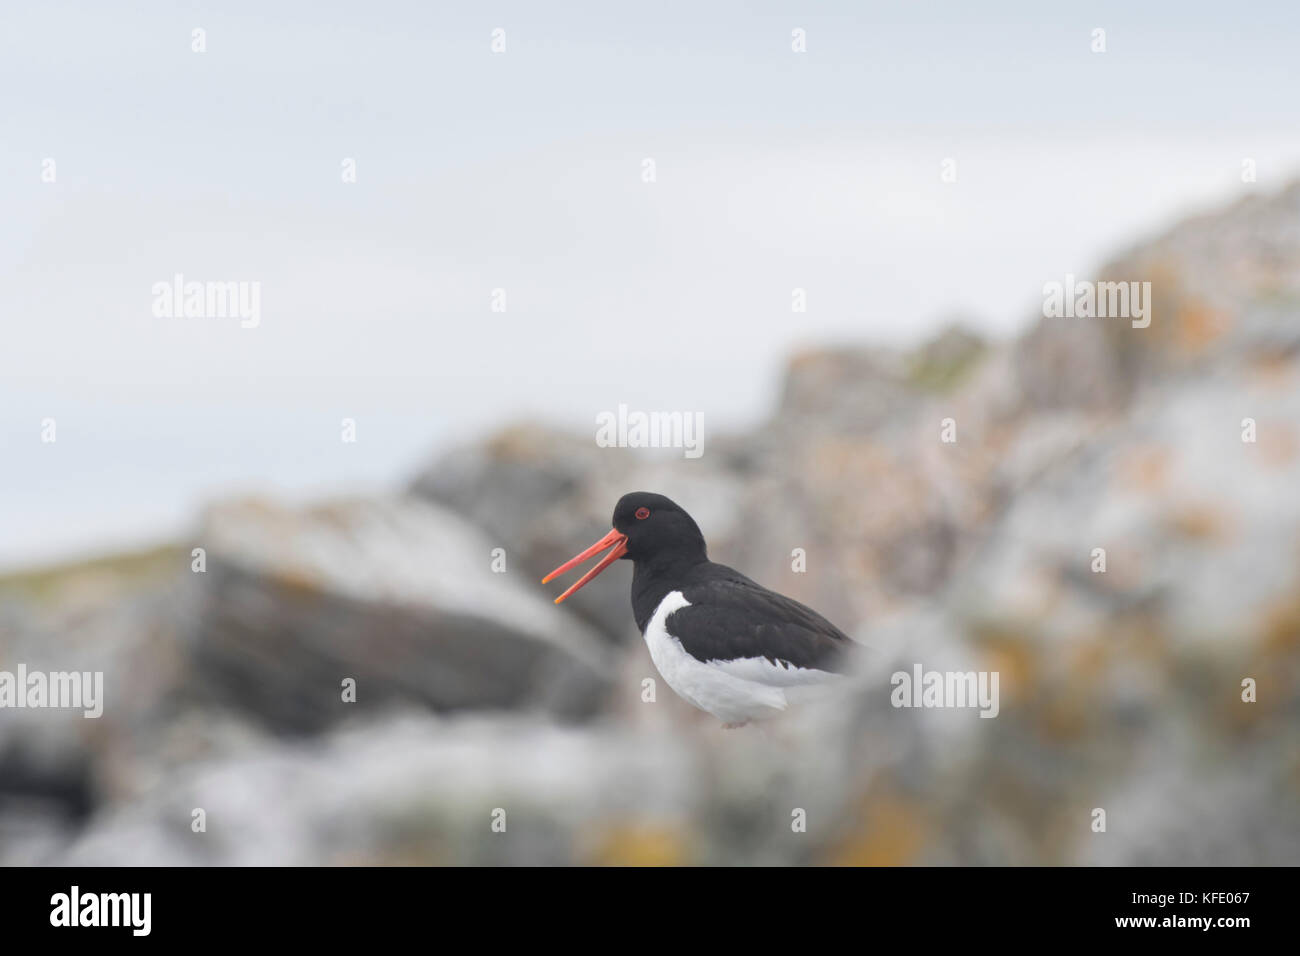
(720, 720, 750, 730)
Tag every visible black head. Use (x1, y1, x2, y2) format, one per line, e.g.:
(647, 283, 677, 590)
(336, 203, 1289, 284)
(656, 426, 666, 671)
(611, 492, 707, 564)
(542, 491, 707, 604)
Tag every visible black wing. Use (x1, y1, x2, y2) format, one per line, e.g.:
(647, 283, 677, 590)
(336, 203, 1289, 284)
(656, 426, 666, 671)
(668, 567, 855, 673)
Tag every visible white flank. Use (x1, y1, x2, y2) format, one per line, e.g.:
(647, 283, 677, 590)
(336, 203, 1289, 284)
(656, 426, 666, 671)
(642, 590, 839, 724)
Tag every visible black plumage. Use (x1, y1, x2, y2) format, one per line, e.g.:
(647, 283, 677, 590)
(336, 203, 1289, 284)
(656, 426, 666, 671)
(640, 563, 853, 672)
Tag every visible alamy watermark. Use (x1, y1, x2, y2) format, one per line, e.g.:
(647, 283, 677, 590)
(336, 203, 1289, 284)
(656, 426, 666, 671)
(151, 273, 261, 328)
(0, 665, 103, 718)
(50, 886, 150, 936)
(890, 664, 999, 718)
(1042, 274, 1151, 328)
(596, 404, 703, 459)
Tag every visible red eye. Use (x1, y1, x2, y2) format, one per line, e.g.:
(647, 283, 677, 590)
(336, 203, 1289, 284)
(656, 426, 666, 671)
(635, 507, 650, 520)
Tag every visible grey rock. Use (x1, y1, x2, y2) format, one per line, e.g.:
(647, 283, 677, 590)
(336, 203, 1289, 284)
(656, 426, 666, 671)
(185, 496, 615, 732)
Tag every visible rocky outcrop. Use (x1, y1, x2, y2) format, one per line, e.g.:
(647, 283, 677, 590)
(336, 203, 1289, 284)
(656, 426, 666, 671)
(184, 496, 615, 731)
(6, 180, 1300, 866)
(396, 181, 1300, 865)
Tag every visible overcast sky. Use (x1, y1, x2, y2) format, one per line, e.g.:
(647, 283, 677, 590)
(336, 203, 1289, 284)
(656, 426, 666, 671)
(4, 1, 1300, 568)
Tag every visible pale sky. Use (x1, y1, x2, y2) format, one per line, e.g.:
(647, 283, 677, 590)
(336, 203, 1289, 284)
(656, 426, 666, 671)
(4, 1, 1300, 569)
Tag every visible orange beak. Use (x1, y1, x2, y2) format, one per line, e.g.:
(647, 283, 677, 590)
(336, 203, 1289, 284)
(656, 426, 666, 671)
(542, 528, 628, 604)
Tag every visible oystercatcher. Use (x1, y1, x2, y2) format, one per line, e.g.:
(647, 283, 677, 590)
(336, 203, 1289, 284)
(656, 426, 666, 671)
(543, 492, 857, 727)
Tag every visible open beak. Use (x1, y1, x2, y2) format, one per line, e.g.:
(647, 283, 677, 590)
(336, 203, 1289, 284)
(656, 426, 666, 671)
(542, 528, 628, 604)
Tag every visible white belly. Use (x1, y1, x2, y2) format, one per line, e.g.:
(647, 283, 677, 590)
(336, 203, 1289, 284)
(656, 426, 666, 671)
(642, 591, 838, 724)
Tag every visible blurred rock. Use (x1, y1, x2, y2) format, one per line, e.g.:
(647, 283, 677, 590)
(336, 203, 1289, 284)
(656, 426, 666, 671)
(10, 179, 1300, 866)
(185, 496, 615, 732)
(0, 548, 185, 827)
(396, 181, 1300, 865)
(56, 711, 700, 866)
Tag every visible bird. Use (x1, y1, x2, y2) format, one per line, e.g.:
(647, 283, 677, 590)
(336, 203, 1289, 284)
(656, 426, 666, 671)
(543, 492, 858, 727)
